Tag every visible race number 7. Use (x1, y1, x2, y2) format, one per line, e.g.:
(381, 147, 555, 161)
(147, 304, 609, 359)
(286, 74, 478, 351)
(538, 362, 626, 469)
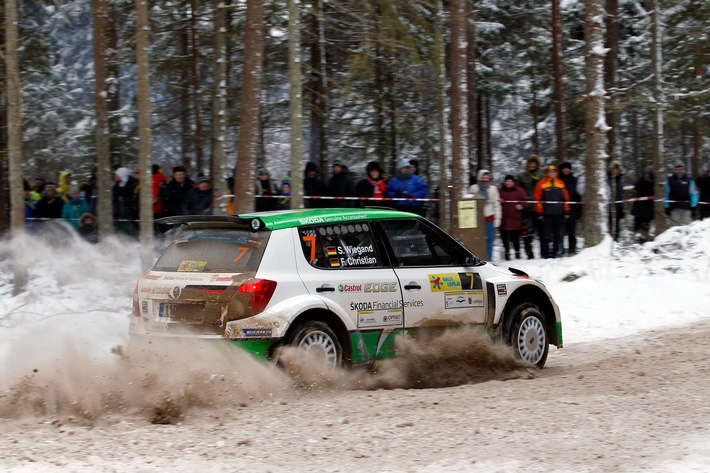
(301, 235, 316, 261)
(233, 247, 249, 263)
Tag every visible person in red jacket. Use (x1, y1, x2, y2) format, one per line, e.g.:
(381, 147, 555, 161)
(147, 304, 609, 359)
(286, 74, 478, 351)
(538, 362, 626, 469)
(499, 175, 528, 260)
(152, 164, 168, 219)
(534, 165, 570, 259)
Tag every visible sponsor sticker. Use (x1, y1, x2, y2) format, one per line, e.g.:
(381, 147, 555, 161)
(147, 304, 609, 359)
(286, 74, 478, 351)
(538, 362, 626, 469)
(240, 328, 273, 338)
(429, 272, 481, 292)
(339, 284, 362, 292)
(497, 284, 507, 296)
(141, 300, 148, 314)
(444, 291, 484, 309)
(357, 309, 403, 328)
(178, 260, 207, 272)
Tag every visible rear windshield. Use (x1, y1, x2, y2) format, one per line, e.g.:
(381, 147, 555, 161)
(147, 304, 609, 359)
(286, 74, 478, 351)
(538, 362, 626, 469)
(153, 228, 270, 273)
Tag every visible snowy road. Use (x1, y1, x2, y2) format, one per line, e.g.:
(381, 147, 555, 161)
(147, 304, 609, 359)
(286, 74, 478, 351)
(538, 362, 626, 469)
(2, 319, 709, 473)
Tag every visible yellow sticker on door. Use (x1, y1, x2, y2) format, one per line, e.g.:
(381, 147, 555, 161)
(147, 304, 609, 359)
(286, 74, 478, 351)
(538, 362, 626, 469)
(429, 272, 481, 292)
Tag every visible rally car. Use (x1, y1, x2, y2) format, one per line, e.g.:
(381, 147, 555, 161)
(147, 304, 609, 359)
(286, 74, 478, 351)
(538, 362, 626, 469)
(130, 208, 562, 368)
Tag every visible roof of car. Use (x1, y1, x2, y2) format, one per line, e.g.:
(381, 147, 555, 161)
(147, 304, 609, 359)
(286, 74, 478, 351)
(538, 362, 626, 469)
(156, 208, 418, 233)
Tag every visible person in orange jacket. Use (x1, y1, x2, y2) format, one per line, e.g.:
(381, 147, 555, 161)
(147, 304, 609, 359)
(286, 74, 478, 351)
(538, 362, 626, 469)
(533, 164, 570, 259)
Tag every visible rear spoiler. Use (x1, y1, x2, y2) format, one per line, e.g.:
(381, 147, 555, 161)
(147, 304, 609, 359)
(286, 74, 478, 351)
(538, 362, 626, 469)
(156, 215, 265, 233)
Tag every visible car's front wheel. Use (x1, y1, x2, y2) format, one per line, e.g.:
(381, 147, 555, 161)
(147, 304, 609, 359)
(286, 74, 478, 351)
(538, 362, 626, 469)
(285, 320, 343, 369)
(509, 303, 549, 368)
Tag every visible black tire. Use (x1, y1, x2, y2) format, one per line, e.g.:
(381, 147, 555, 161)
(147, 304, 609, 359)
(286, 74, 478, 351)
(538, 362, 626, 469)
(285, 320, 343, 368)
(509, 303, 549, 369)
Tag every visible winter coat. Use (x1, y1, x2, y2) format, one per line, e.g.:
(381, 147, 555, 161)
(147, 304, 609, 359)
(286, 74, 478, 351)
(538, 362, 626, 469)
(62, 197, 90, 229)
(58, 171, 72, 202)
(328, 170, 356, 208)
(183, 187, 214, 215)
(162, 177, 194, 216)
(255, 177, 279, 211)
(697, 172, 710, 204)
(385, 174, 429, 210)
(517, 155, 542, 210)
(607, 173, 625, 217)
(356, 177, 387, 207)
(303, 176, 327, 209)
(469, 183, 501, 228)
(559, 172, 582, 219)
(664, 173, 698, 211)
(35, 196, 65, 219)
(534, 177, 570, 216)
(498, 185, 527, 231)
(631, 172, 655, 220)
(113, 175, 140, 219)
(152, 171, 168, 214)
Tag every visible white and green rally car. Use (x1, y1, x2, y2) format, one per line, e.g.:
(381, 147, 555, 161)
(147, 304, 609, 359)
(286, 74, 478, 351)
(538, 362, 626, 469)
(130, 208, 562, 368)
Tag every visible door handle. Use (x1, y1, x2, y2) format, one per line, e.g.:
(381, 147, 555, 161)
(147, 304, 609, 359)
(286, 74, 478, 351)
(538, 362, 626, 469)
(316, 285, 335, 293)
(404, 283, 421, 290)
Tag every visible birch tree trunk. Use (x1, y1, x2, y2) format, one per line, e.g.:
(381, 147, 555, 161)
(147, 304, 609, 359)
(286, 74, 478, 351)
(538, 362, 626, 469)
(190, 0, 204, 173)
(650, 0, 667, 235)
(136, 0, 153, 266)
(583, 0, 609, 247)
(308, 0, 328, 173)
(434, 0, 449, 231)
(0, 5, 9, 235)
(232, 0, 264, 214)
(288, 0, 304, 209)
(449, 0, 470, 241)
(92, 0, 114, 240)
(466, 0, 477, 173)
(551, 0, 568, 164)
(604, 0, 620, 163)
(5, 0, 28, 294)
(210, 0, 227, 214)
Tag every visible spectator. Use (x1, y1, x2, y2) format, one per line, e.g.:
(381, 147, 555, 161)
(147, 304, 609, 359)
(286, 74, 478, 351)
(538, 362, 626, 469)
(409, 159, 420, 175)
(696, 165, 710, 221)
(58, 171, 72, 202)
(30, 176, 45, 202)
(356, 161, 386, 207)
(24, 179, 36, 232)
(469, 169, 501, 261)
(385, 158, 429, 216)
(152, 164, 168, 219)
(113, 167, 139, 237)
(631, 166, 655, 242)
(328, 160, 355, 208)
(607, 161, 625, 241)
(184, 176, 214, 215)
(276, 177, 292, 210)
(498, 175, 527, 260)
(62, 185, 90, 229)
(534, 164, 570, 259)
(664, 162, 698, 226)
(303, 162, 327, 209)
(517, 155, 542, 259)
(558, 161, 581, 255)
(77, 213, 99, 244)
(34, 182, 64, 221)
(162, 166, 194, 216)
(255, 167, 279, 211)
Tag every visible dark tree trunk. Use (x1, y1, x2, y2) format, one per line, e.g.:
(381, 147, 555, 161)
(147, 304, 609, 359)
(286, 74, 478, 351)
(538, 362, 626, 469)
(604, 0, 620, 164)
(551, 0, 568, 163)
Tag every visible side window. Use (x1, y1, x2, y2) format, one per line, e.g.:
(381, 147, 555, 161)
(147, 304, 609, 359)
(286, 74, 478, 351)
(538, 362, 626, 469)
(299, 222, 382, 269)
(380, 219, 467, 267)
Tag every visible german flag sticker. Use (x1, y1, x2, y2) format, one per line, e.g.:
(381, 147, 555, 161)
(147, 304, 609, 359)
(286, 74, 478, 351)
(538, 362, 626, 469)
(329, 258, 341, 268)
(326, 247, 338, 256)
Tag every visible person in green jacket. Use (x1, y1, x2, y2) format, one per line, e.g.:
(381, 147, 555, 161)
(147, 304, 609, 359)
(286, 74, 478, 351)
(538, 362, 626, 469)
(517, 155, 542, 259)
(62, 185, 90, 229)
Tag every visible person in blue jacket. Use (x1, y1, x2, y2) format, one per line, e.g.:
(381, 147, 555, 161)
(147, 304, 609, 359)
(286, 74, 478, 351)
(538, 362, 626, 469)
(385, 158, 429, 216)
(664, 162, 698, 226)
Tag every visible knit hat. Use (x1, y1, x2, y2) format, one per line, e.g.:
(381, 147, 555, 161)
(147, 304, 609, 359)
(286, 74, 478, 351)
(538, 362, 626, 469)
(332, 160, 343, 168)
(197, 176, 210, 184)
(675, 162, 685, 169)
(546, 164, 557, 172)
(69, 185, 80, 195)
(396, 158, 411, 171)
(151, 164, 162, 175)
(559, 161, 572, 171)
(504, 174, 515, 182)
(172, 166, 186, 174)
(305, 162, 318, 174)
(115, 167, 131, 185)
(366, 161, 382, 173)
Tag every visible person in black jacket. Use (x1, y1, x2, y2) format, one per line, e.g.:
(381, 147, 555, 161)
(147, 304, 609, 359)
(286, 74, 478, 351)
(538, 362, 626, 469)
(355, 161, 386, 207)
(183, 176, 214, 215)
(328, 160, 355, 208)
(162, 166, 194, 217)
(696, 165, 710, 220)
(303, 162, 327, 208)
(558, 162, 581, 255)
(113, 167, 139, 237)
(607, 161, 625, 241)
(34, 183, 65, 220)
(631, 166, 655, 242)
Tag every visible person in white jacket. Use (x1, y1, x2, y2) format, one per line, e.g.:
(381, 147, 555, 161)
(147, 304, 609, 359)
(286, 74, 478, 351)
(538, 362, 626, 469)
(469, 169, 501, 260)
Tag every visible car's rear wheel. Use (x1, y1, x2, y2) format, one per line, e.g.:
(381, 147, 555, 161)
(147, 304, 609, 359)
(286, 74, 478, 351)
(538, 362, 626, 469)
(286, 320, 343, 368)
(509, 303, 549, 368)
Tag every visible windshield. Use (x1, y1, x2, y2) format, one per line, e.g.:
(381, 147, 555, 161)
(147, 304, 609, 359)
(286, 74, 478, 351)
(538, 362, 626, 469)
(153, 228, 270, 273)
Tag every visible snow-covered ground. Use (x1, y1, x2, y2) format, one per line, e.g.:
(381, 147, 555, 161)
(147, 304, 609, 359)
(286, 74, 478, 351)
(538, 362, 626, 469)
(0, 219, 709, 472)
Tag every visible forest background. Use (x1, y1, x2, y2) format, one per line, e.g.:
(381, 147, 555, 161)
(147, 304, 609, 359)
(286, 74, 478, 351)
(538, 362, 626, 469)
(1, 0, 708, 245)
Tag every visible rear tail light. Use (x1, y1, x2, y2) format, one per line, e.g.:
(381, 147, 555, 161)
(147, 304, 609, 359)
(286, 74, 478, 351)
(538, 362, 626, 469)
(132, 281, 141, 317)
(238, 279, 277, 313)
